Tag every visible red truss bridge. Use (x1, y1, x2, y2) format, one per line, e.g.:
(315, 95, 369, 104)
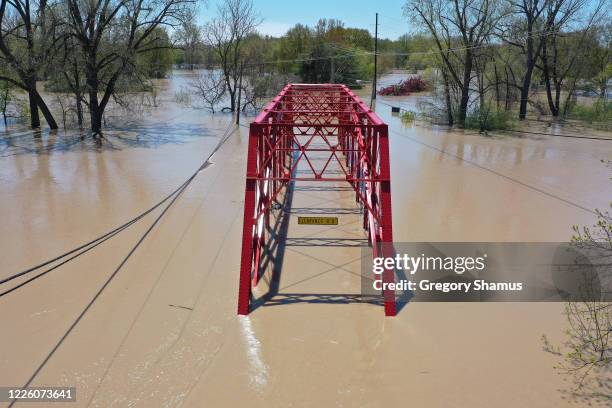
(238, 83, 396, 316)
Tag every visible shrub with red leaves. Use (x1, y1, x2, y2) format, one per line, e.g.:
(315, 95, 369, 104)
(378, 77, 428, 96)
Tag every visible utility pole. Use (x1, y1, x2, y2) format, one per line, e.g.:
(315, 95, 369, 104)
(330, 56, 335, 84)
(370, 12, 378, 107)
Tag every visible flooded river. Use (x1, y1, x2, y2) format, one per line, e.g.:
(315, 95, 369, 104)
(1, 70, 611, 407)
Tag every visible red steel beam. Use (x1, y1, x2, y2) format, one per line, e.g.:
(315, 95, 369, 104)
(237, 84, 396, 316)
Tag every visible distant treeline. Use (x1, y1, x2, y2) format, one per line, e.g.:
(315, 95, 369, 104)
(173, 18, 434, 85)
(1, 0, 610, 132)
(173, 0, 611, 129)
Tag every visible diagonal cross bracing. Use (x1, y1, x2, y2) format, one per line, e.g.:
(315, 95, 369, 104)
(237, 84, 396, 316)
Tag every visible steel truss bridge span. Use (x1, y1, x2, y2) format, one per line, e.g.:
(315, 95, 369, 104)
(238, 84, 396, 316)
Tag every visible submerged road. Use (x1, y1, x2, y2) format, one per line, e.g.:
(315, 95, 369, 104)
(1, 96, 611, 406)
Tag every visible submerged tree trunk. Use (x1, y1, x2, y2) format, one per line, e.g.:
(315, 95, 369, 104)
(222, 72, 237, 112)
(26, 77, 58, 129)
(518, 30, 540, 121)
(542, 74, 559, 117)
(518, 65, 533, 120)
(229, 88, 236, 112)
(541, 40, 560, 117)
(86, 64, 120, 133)
(1, 85, 7, 125)
(88, 92, 102, 134)
(86, 51, 103, 134)
(36, 92, 58, 129)
(442, 69, 454, 127)
(89, 107, 102, 133)
(76, 97, 83, 127)
(457, 51, 473, 127)
(72, 61, 84, 127)
(494, 64, 500, 110)
(504, 67, 511, 111)
(27, 73, 41, 128)
(87, 69, 102, 133)
(27, 86, 40, 128)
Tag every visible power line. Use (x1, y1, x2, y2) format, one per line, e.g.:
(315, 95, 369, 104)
(7, 179, 190, 407)
(388, 128, 598, 215)
(0, 121, 237, 293)
(240, 25, 570, 68)
(5, 122, 239, 407)
(379, 13, 409, 25)
(377, 14, 410, 37)
(377, 99, 611, 141)
(184, 24, 565, 73)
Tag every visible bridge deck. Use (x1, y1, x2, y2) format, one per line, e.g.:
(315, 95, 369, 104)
(250, 145, 375, 311)
(238, 84, 395, 315)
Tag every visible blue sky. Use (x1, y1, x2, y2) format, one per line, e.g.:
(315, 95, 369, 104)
(200, 0, 410, 40)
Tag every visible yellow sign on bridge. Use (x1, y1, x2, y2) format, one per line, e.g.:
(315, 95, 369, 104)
(297, 216, 338, 225)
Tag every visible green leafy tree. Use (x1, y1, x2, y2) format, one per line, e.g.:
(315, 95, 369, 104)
(137, 28, 174, 79)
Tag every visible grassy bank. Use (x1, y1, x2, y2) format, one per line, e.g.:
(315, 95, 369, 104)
(567, 100, 612, 130)
(464, 109, 516, 132)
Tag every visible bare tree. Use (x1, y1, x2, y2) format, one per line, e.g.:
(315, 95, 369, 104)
(240, 70, 292, 111)
(540, 0, 606, 116)
(175, 8, 202, 69)
(0, 78, 14, 125)
(55, 32, 87, 128)
(64, 0, 194, 133)
(0, 0, 59, 129)
(405, 0, 503, 127)
(189, 69, 226, 112)
(500, 0, 584, 119)
(204, 0, 261, 112)
(52, 93, 76, 129)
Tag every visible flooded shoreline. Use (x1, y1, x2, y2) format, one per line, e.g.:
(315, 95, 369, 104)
(1, 71, 611, 407)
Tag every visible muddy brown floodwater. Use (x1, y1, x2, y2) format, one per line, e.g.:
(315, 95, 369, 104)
(1, 71, 611, 407)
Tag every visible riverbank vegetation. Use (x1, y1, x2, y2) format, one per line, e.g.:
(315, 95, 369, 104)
(378, 77, 429, 96)
(182, 0, 609, 131)
(542, 161, 611, 400)
(1, 0, 610, 133)
(566, 99, 612, 129)
(404, 0, 611, 130)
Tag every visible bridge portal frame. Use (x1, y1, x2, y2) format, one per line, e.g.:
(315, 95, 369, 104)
(237, 84, 396, 316)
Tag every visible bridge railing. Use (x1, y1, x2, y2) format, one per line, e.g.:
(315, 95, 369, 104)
(237, 84, 396, 316)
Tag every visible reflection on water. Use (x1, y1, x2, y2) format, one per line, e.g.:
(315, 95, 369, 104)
(1, 69, 610, 246)
(353, 81, 612, 241)
(1, 70, 611, 408)
(0, 69, 233, 157)
(1, 70, 610, 248)
(0, 129, 214, 158)
(1, 117, 224, 158)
